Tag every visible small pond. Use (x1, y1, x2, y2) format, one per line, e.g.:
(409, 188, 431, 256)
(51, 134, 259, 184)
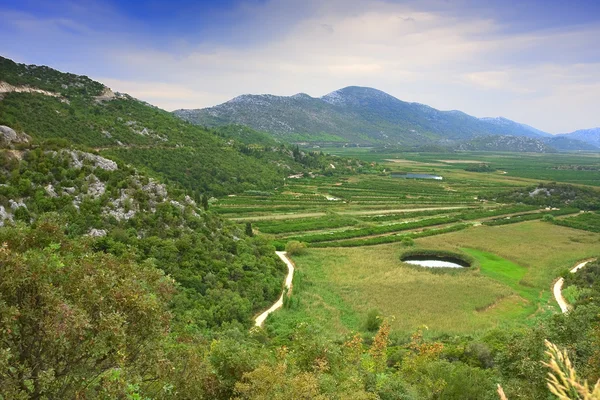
(404, 260, 464, 268)
(391, 173, 443, 180)
(402, 255, 470, 269)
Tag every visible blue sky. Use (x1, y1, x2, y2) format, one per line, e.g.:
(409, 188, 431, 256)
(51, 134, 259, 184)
(1, 0, 599, 133)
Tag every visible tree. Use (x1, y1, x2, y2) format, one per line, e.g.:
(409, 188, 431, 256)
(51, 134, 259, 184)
(202, 194, 209, 210)
(245, 222, 254, 237)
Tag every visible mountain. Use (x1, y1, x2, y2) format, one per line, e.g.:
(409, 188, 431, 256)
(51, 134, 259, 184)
(477, 118, 600, 151)
(543, 135, 600, 151)
(558, 128, 600, 148)
(456, 135, 556, 153)
(174, 86, 562, 147)
(478, 117, 551, 138)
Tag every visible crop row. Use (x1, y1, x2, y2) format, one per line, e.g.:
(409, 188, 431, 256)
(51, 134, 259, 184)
(482, 208, 579, 226)
(256, 215, 359, 234)
(358, 208, 467, 222)
(214, 206, 319, 214)
(455, 205, 538, 220)
(309, 224, 472, 248)
(283, 215, 462, 243)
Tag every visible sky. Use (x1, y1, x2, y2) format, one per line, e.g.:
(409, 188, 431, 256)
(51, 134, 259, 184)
(1, 0, 600, 133)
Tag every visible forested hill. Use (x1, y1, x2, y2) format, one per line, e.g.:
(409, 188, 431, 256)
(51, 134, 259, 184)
(0, 140, 288, 327)
(0, 56, 368, 197)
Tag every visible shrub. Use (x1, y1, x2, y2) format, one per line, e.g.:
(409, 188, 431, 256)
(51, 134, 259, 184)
(401, 237, 415, 247)
(285, 240, 307, 255)
(363, 309, 382, 332)
(542, 214, 555, 222)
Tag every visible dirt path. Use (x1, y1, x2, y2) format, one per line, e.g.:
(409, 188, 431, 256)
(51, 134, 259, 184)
(553, 259, 596, 313)
(254, 251, 295, 327)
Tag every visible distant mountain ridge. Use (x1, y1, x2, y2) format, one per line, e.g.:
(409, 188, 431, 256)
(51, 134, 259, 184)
(557, 128, 600, 148)
(174, 86, 598, 151)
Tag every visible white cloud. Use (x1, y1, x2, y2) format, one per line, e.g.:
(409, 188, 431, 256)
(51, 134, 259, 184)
(3, 0, 600, 133)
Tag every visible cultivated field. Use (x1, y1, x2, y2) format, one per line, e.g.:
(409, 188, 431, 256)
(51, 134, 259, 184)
(215, 150, 600, 338)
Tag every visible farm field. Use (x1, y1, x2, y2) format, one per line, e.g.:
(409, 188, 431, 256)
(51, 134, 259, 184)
(319, 149, 600, 186)
(214, 151, 600, 338)
(265, 221, 600, 338)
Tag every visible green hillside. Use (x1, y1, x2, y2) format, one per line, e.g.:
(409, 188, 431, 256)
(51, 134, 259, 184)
(0, 56, 367, 197)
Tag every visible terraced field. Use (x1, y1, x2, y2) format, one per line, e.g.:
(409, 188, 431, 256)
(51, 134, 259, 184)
(215, 153, 584, 247)
(214, 152, 600, 338)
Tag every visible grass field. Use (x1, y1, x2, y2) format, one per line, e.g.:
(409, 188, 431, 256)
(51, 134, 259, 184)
(265, 221, 600, 338)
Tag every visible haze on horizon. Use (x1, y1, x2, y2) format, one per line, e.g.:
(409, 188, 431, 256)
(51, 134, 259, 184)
(1, 0, 599, 134)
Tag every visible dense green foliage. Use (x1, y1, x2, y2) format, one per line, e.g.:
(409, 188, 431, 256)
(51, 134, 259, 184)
(483, 208, 579, 226)
(553, 212, 600, 233)
(490, 183, 600, 210)
(464, 163, 496, 172)
(0, 147, 285, 329)
(0, 221, 176, 399)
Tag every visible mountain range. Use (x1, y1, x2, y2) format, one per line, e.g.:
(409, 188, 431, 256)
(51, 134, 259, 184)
(174, 86, 599, 151)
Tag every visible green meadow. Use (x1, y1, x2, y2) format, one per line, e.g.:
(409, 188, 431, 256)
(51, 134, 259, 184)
(266, 222, 599, 338)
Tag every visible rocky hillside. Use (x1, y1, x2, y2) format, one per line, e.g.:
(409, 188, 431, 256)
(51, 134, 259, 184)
(478, 117, 551, 138)
(0, 133, 287, 329)
(174, 86, 588, 149)
(544, 135, 600, 151)
(456, 135, 556, 153)
(174, 86, 600, 151)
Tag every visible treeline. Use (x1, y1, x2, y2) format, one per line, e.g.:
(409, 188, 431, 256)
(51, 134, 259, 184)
(465, 163, 496, 172)
(0, 55, 105, 98)
(255, 213, 360, 234)
(553, 211, 600, 233)
(284, 215, 463, 243)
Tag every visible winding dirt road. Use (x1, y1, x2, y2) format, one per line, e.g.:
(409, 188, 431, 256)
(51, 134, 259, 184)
(553, 259, 596, 313)
(254, 251, 295, 327)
